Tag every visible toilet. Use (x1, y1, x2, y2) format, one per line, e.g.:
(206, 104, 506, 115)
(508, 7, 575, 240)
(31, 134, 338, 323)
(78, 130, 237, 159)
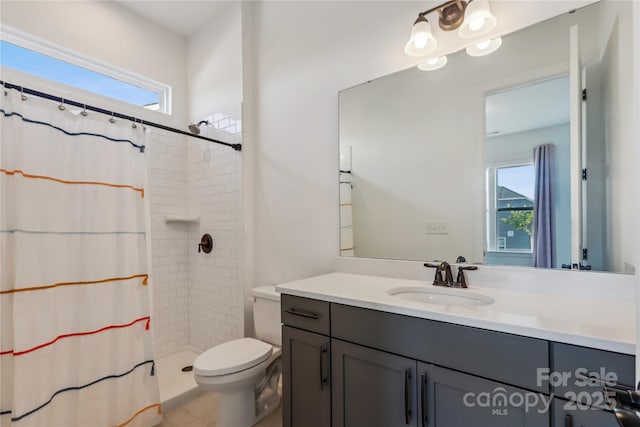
(193, 285, 282, 427)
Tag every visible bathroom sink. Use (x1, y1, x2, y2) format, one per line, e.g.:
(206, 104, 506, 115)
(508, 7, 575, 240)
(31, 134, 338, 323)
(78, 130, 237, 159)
(387, 286, 494, 307)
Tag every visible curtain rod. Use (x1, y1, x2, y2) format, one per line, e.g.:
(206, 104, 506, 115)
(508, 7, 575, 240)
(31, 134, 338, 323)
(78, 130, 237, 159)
(0, 80, 242, 152)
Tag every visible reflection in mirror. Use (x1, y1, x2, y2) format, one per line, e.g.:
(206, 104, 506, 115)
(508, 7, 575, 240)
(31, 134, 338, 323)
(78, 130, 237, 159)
(338, 1, 636, 273)
(485, 76, 570, 269)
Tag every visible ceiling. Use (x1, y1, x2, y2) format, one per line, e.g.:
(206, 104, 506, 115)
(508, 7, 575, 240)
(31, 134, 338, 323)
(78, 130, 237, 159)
(116, 1, 230, 38)
(485, 75, 570, 137)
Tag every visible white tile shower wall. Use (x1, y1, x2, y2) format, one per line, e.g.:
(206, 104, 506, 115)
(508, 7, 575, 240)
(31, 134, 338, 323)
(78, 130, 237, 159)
(147, 132, 190, 356)
(187, 111, 244, 351)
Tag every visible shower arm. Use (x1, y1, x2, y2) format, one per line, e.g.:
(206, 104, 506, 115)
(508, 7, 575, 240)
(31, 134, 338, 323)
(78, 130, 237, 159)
(1, 80, 242, 152)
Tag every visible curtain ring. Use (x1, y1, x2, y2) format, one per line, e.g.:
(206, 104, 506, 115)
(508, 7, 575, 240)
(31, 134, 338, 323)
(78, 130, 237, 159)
(131, 118, 137, 129)
(20, 87, 27, 101)
(58, 98, 66, 111)
(109, 112, 116, 124)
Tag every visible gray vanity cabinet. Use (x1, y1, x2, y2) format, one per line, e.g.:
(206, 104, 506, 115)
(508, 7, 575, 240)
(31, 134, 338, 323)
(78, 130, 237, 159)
(552, 398, 619, 427)
(418, 363, 550, 427)
(282, 295, 332, 427)
(332, 339, 418, 427)
(281, 294, 633, 427)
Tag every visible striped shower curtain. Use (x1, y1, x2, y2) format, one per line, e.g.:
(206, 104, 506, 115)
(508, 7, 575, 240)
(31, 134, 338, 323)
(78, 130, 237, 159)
(0, 88, 161, 426)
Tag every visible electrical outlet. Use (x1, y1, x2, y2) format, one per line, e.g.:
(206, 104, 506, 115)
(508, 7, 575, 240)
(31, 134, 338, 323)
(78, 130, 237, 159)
(425, 222, 449, 234)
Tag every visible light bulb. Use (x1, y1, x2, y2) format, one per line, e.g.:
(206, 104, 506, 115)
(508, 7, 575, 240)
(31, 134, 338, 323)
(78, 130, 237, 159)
(413, 36, 429, 49)
(458, 0, 497, 39)
(417, 56, 448, 71)
(468, 17, 485, 32)
(476, 39, 491, 50)
(466, 37, 502, 57)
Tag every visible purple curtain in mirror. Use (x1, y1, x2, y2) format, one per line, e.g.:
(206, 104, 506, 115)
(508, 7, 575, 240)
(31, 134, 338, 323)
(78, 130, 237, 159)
(533, 143, 556, 268)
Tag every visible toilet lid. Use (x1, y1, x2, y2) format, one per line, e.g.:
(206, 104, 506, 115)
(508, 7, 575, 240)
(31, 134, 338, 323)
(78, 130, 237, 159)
(194, 337, 273, 376)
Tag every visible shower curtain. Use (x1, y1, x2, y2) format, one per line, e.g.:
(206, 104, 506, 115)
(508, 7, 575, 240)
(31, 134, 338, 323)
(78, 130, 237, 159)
(0, 88, 161, 426)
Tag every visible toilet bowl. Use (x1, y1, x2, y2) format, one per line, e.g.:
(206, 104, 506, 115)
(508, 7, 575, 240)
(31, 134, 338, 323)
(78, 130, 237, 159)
(194, 286, 282, 427)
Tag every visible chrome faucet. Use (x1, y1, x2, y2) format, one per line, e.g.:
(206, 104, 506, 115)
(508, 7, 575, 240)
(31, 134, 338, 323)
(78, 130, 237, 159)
(424, 261, 478, 288)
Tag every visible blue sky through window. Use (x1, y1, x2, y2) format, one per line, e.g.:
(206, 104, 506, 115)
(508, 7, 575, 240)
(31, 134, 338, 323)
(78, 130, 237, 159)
(0, 41, 159, 107)
(497, 164, 535, 200)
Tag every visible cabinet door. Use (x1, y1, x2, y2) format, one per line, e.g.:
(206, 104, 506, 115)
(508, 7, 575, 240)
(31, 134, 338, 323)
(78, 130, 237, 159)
(332, 339, 418, 427)
(419, 363, 550, 427)
(282, 326, 331, 427)
(552, 398, 619, 427)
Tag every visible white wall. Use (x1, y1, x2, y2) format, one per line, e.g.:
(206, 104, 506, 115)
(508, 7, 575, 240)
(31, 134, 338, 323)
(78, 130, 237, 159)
(188, 2, 243, 122)
(186, 3, 245, 349)
(598, 1, 637, 273)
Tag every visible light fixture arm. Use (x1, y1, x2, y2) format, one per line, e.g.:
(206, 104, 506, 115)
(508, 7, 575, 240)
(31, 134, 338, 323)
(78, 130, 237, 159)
(417, 0, 471, 21)
(414, 0, 473, 32)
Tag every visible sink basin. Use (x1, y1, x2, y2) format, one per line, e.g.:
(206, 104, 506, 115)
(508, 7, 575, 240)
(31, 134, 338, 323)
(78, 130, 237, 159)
(387, 286, 494, 307)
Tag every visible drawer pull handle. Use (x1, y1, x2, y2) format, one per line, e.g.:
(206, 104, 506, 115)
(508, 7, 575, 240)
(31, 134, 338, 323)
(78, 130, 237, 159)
(405, 369, 412, 425)
(421, 373, 428, 427)
(319, 343, 329, 390)
(564, 414, 573, 427)
(285, 308, 320, 319)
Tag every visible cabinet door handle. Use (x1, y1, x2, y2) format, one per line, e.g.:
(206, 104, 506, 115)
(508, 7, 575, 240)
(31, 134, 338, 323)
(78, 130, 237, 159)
(405, 369, 412, 425)
(421, 373, 428, 427)
(564, 414, 573, 427)
(319, 343, 329, 390)
(285, 308, 320, 319)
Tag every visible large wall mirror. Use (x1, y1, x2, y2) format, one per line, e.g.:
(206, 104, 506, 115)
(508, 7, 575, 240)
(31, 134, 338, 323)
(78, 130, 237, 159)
(339, 0, 636, 274)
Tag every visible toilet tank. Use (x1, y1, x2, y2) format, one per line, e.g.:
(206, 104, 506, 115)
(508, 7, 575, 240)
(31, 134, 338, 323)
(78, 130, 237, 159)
(252, 285, 282, 346)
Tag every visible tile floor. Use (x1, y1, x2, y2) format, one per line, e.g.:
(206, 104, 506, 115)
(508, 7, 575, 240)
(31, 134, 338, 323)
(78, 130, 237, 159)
(159, 391, 282, 427)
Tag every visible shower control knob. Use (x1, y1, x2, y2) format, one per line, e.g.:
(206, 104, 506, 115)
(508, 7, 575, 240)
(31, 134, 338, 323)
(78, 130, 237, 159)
(198, 234, 213, 254)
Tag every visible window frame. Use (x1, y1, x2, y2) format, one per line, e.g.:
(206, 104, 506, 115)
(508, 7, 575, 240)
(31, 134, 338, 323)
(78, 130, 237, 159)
(486, 161, 535, 253)
(0, 25, 172, 114)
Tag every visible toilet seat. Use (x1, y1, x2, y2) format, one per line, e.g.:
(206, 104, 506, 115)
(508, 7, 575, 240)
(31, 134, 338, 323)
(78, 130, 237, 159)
(194, 337, 273, 376)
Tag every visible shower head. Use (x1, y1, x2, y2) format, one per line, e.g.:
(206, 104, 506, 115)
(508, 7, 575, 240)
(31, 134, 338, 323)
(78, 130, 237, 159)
(188, 120, 208, 135)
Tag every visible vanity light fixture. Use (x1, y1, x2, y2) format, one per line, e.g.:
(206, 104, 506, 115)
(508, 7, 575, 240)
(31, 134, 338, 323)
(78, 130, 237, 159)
(466, 36, 502, 56)
(417, 56, 448, 71)
(404, 0, 499, 58)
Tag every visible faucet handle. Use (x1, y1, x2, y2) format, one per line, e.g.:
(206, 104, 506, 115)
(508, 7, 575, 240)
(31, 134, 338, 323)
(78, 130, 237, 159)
(456, 265, 478, 288)
(423, 262, 444, 284)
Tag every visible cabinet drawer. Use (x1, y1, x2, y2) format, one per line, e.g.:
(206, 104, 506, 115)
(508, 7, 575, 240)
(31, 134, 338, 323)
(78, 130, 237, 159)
(551, 343, 634, 409)
(332, 303, 549, 393)
(281, 294, 330, 335)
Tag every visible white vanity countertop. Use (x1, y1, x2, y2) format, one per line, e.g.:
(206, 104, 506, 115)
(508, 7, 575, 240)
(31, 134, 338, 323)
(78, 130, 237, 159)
(276, 272, 635, 355)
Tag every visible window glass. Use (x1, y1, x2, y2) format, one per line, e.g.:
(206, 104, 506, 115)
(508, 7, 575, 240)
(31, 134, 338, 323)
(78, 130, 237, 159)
(496, 164, 534, 251)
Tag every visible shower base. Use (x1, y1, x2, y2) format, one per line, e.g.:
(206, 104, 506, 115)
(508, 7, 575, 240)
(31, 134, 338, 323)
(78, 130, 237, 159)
(156, 347, 205, 413)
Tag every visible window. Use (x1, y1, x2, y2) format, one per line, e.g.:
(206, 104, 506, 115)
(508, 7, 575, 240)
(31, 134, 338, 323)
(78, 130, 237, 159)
(0, 38, 170, 113)
(492, 164, 535, 251)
